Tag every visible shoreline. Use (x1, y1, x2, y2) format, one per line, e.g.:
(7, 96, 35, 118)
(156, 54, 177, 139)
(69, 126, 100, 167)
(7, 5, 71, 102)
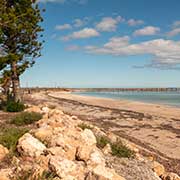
(49, 91, 180, 118)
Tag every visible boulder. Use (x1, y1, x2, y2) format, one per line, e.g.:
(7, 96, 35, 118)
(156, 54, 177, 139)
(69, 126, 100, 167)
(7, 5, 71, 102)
(102, 144, 112, 155)
(151, 161, 165, 177)
(76, 145, 94, 162)
(25, 106, 42, 113)
(17, 133, 46, 157)
(87, 148, 106, 169)
(49, 156, 85, 179)
(0, 144, 9, 161)
(34, 126, 53, 142)
(0, 169, 12, 180)
(80, 129, 97, 146)
(161, 172, 180, 180)
(86, 165, 126, 180)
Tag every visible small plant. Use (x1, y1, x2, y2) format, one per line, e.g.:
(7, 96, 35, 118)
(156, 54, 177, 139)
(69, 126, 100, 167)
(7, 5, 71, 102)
(111, 141, 135, 158)
(96, 136, 111, 149)
(96, 136, 135, 158)
(6, 100, 25, 112)
(15, 170, 57, 180)
(11, 112, 42, 126)
(0, 127, 28, 154)
(78, 123, 93, 130)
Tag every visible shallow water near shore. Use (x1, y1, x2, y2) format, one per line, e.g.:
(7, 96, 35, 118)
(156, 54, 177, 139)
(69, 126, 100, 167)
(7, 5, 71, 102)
(74, 91, 180, 107)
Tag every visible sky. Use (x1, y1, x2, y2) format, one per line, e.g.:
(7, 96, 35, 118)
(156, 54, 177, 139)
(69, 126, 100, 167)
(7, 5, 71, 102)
(21, 0, 180, 88)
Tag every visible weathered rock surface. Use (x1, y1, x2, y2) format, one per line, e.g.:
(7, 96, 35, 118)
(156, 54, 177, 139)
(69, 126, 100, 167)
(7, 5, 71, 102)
(86, 165, 126, 180)
(17, 133, 46, 157)
(0, 145, 9, 161)
(161, 172, 180, 180)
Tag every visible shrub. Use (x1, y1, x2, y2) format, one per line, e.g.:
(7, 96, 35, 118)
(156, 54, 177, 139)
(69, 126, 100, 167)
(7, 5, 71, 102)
(6, 100, 25, 112)
(0, 127, 28, 153)
(78, 123, 93, 130)
(11, 112, 42, 126)
(96, 136, 111, 149)
(111, 141, 135, 158)
(96, 136, 135, 158)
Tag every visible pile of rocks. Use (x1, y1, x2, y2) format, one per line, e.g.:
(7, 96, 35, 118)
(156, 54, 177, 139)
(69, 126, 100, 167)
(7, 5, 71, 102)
(0, 105, 179, 180)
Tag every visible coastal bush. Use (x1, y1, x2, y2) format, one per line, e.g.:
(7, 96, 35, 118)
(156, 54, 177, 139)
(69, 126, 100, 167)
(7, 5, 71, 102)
(96, 136, 111, 149)
(111, 141, 135, 158)
(96, 136, 135, 158)
(78, 123, 93, 130)
(16, 170, 57, 180)
(6, 100, 25, 112)
(0, 127, 28, 153)
(11, 112, 42, 126)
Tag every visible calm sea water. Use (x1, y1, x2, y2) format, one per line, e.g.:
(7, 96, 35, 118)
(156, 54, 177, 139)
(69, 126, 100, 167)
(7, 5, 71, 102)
(74, 91, 180, 107)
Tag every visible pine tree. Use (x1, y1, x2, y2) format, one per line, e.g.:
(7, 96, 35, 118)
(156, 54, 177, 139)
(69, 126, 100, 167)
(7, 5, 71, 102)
(0, 0, 44, 102)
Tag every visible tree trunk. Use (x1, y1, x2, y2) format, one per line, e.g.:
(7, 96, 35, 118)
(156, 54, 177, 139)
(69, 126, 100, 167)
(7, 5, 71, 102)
(11, 62, 21, 102)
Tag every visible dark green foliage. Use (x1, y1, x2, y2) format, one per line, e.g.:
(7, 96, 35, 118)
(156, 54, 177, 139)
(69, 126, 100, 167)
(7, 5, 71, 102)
(0, 0, 44, 102)
(11, 112, 42, 126)
(78, 123, 93, 130)
(96, 136, 135, 158)
(6, 100, 25, 112)
(96, 136, 111, 149)
(111, 141, 135, 158)
(15, 170, 57, 180)
(0, 127, 28, 153)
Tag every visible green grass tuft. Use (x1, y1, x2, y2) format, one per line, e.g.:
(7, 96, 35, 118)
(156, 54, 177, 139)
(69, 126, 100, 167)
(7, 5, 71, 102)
(78, 123, 93, 130)
(6, 101, 25, 112)
(96, 136, 135, 158)
(96, 136, 111, 149)
(11, 112, 42, 126)
(111, 141, 135, 158)
(0, 127, 28, 153)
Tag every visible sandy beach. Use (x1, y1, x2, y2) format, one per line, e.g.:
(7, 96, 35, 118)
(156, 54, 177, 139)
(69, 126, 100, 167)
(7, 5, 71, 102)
(27, 91, 180, 174)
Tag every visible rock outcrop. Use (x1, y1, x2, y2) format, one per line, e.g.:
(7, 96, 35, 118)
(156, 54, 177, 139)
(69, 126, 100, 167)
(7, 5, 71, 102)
(0, 104, 180, 180)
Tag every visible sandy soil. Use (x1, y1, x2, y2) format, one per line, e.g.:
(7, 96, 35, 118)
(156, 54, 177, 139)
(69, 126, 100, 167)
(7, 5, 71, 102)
(26, 91, 180, 174)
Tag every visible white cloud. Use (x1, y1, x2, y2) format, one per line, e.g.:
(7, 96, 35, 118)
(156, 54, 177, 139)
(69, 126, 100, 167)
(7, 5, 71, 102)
(127, 19, 144, 26)
(96, 16, 124, 32)
(167, 28, 180, 37)
(73, 18, 90, 27)
(85, 37, 180, 69)
(104, 36, 130, 48)
(172, 20, 180, 28)
(65, 45, 80, 51)
(61, 28, 100, 41)
(133, 26, 160, 36)
(55, 24, 72, 30)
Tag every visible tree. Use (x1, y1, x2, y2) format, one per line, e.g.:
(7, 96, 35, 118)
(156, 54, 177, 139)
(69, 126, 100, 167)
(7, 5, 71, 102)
(0, 0, 44, 102)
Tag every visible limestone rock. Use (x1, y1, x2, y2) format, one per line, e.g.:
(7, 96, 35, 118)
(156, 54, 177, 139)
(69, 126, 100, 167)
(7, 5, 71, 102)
(17, 133, 46, 157)
(87, 148, 106, 169)
(102, 144, 112, 155)
(0, 144, 9, 161)
(25, 106, 42, 113)
(34, 126, 53, 142)
(86, 165, 126, 180)
(49, 156, 85, 179)
(161, 172, 180, 180)
(151, 161, 165, 177)
(76, 145, 94, 162)
(80, 129, 97, 146)
(0, 169, 12, 180)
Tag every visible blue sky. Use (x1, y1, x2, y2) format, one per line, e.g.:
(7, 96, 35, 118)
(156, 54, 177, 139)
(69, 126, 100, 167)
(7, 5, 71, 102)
(21, 0, 180, 88)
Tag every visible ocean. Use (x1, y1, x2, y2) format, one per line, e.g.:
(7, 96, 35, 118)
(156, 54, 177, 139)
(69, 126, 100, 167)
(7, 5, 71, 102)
(75, 91, 180, 107)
